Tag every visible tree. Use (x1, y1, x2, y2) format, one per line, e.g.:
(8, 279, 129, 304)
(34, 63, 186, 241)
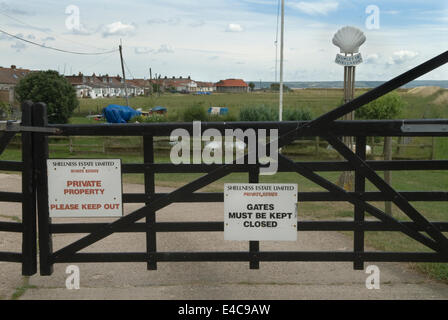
(355, 91, 404, 120)
(15, 70, 78, 124)
(248, 82, 255, 92)
(270, 83, 291, 92)
(356, 91, 405, 215)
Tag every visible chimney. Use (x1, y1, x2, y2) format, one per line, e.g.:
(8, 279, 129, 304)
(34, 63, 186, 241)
(11, 65, 16, 69)
(78, 72, 83, 76)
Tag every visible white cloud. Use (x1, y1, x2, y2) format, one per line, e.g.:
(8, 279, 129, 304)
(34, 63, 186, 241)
(69, 24, 94, 36)
(134, 47, 153, 55)
(226, 23, 244, 32)
(11, 41, 26, 52)
(365, 53, 380, 64)
(147, 18, 181, 26)
(387, 50, 419, 65)
(156, 44, 174, 54)
(102, 21, 135, 37)
(288, 1, 339, 16)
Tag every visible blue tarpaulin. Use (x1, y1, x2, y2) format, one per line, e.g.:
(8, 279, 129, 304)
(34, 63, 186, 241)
(102, 105, 141, 123)
(151, 106, 167, 113)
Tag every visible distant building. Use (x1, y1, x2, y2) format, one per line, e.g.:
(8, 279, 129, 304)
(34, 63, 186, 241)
(215, 79, 249, 93)
(0, 65, 32, 104)
(65, 73, 146, 98)
(161, 76, 198, 93)
(196, 81, 216, 92)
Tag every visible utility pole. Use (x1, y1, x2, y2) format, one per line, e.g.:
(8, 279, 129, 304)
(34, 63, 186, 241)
(119, 39, 130, 107)
(149, 67, 153, 95)
(279, 0, 285, 121)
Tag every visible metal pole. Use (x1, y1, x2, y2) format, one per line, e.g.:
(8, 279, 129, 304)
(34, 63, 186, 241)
(119, 39, 130, 107)
(279, 0, 284, 121)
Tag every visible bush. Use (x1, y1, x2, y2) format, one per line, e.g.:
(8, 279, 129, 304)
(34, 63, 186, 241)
(182, 104, 208, 122)
(355, 92, 405, 120)
(240, 106, 278, 121)
(15, 70, 78, 124)
(284, 108, 313, 121)
(207, 113, 238, 122)
(0, 101, 11, 119)
(130, 114, 167, 123)
(239, 106, 312, 122)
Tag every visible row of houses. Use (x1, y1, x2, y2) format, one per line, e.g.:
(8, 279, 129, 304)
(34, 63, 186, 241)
(67, 74, 250, 98)
(65, 73, 149, 99)
(0, 65, 251, 104)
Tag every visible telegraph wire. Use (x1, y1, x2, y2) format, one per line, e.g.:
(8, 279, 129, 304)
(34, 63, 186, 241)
(0, 10, 112, 52)
(0, 27, 118, 55)
(123, 59, 135, 80)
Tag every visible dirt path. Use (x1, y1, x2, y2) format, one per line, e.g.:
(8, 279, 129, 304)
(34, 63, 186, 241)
(1, 173, 448, 300)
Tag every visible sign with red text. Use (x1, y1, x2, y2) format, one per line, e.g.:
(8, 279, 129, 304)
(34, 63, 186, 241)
(224, 184, 298, 241)
(47, 159, 122, 218)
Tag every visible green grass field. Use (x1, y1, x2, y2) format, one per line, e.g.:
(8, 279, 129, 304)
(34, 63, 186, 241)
(76, 89, 359, 119)
(2, 88, 448, 281)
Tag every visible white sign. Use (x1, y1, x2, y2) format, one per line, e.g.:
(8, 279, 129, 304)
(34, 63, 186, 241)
(335, 53, 363, 66)
(47, 159, 123, 218)
(224, 184, 298, 241)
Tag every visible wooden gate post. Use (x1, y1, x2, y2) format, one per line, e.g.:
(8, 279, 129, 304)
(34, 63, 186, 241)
(21, 101, 37, 276)
(33, 102, 54, 276)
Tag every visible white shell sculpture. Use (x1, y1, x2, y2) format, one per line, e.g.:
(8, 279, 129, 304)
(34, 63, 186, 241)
(332, 26, 366, 54)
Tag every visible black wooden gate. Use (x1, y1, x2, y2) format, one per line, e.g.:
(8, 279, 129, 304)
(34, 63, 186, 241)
(1, 50, 448, 276)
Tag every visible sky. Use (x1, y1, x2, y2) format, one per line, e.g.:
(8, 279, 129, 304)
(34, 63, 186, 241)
(0, 0, 447, 82)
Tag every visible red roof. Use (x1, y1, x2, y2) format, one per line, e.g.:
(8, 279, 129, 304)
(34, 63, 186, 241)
(215, 79, 248, 87)
(0, 66, 31, 85)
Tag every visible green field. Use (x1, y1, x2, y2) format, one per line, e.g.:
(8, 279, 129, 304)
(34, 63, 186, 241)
(2, 88, 448, 281)
(75, 87, 448, 121)
(75, 89, 359, 120)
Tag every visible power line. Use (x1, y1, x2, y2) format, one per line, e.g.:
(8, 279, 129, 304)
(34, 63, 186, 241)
(78, 50, 118, 74)
(0, 27, 118, 55)
(0, 10, 111, 52)
(123, 59, 135, 79)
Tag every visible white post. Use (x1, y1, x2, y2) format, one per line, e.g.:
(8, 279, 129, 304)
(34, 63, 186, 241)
(279, 0, 284, 121)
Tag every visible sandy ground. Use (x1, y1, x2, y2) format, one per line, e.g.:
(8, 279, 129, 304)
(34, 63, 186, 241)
(1, 173, 448, 300)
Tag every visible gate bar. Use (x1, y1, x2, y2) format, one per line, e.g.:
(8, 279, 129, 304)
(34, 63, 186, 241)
(353, 136, 366, 270)
(277, 154, 441, 253)
(326, 134, 448, 253)
(21, 101, 37, 276)
(52, 251, 448, 264)
(49, 221, 448, 234)
(33, 103, 53, 275)
(144, 135, 157, 270)
(249, 165, 260, 270)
